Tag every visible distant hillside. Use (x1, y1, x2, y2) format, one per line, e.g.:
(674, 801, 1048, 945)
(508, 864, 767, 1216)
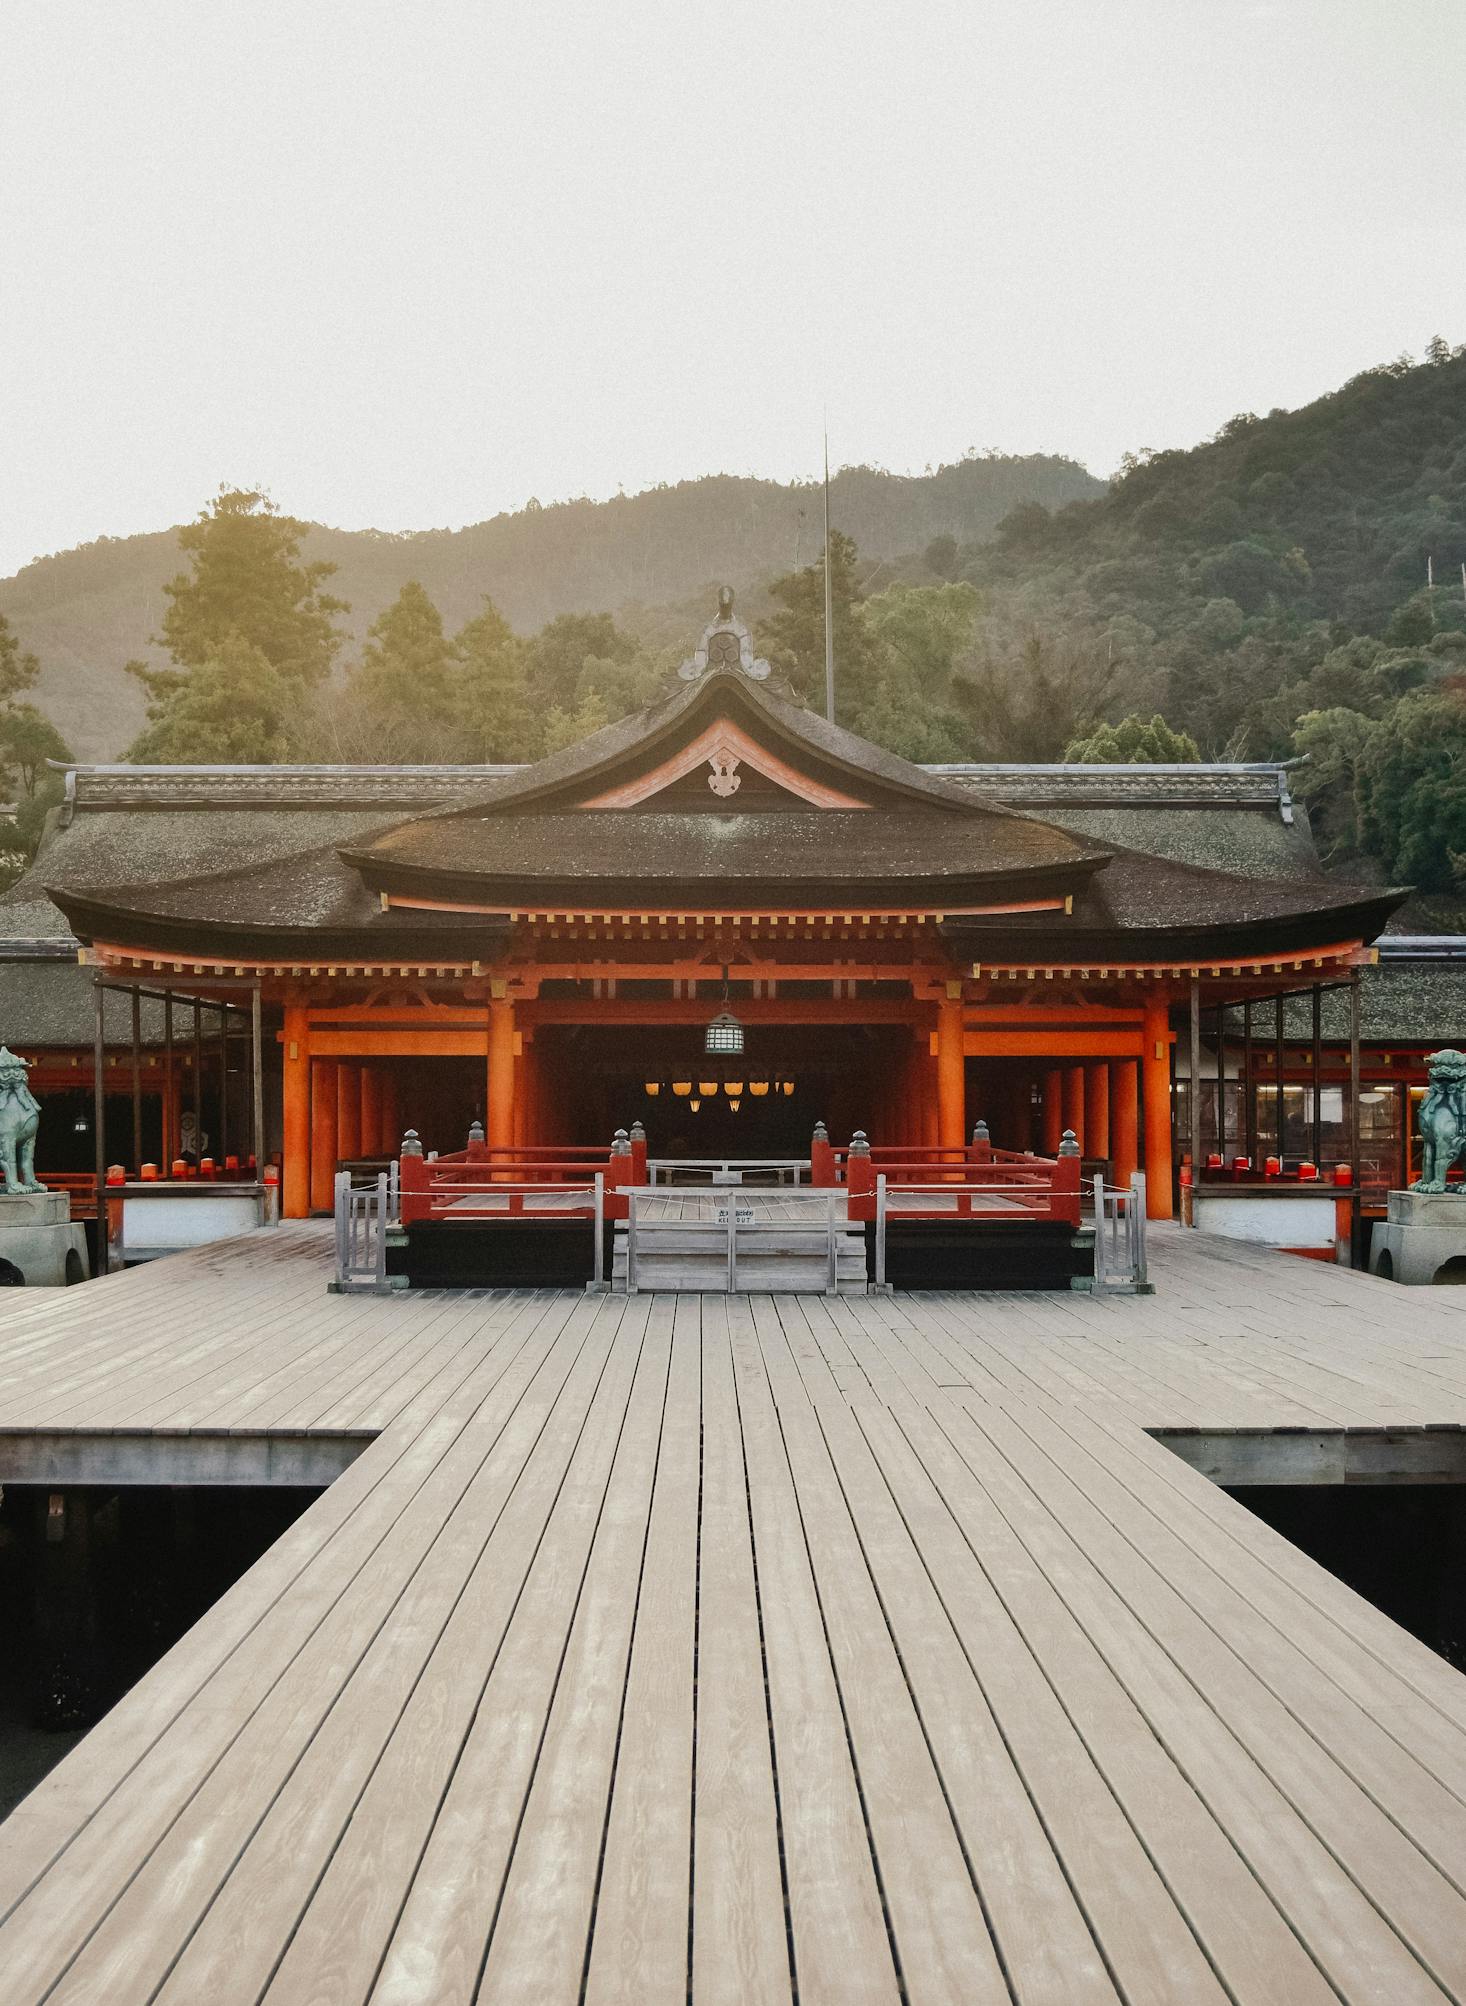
(974, 349, 1466, 649)
(0, 454, 1100, 759)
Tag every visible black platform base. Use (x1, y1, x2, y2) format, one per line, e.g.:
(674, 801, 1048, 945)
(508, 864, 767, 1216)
(390, 1220, 612, 1290)
(868, 1221, 1094, 1291)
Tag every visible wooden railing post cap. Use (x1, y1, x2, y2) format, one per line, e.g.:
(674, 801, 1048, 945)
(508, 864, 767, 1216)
(611, 1130, 632, 1156)
(850, 1131, 870, 1155)
(467, 1120, 485, 1143)
(401, 1129, 424, 1157)
(1059, 1129, 1079, 1157)
(812, 1120, 829, 1142)
(629, 1119, 646, 1140)
(972, 1120, 990, 1143)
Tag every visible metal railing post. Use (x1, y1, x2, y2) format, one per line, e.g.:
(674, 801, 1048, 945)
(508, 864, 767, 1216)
(375, 1172, 388, 1289)
(593, 1173, 605, 1291)
(1132, 1171, 1148, 1288)
(626, 1189, 639, 1294)
(728, 1197, 737, 1293)
(332, 1170, 349, 1287)
(1092, 1173, 1106, 1288)
(826, 1190, 838, 1294)
(875, 1173, 887, 1291)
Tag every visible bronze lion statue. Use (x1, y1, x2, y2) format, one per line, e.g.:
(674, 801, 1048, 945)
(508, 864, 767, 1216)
(0, 1047, 44, 1195)
(1412, 1047, 1466, 1192)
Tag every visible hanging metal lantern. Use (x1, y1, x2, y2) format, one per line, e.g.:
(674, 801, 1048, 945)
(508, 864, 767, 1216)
(704, 963, 744, 1055)
(703, 1011, 744, 1055)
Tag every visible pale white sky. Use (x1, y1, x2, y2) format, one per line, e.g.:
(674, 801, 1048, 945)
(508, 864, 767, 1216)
(2, 0, 1463, 581)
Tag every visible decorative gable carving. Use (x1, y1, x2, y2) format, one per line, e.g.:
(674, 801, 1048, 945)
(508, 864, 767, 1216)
(678, 585, 771, 683)
(582, 720, 869, 810)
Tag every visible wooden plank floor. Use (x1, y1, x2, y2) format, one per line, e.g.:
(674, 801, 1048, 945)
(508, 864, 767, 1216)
(2, 1226, 1466, 2001)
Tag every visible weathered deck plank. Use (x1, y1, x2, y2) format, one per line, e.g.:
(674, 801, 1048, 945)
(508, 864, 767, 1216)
(0, 1221, 1464, 2000)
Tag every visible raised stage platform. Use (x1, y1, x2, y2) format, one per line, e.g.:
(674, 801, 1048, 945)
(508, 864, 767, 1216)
(1, 1226, 1466, 2001)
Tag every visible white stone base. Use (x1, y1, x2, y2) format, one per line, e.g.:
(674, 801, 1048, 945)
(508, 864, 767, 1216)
(0, 1190, 90, 1287)
(1368, 1189, 1466, 1285)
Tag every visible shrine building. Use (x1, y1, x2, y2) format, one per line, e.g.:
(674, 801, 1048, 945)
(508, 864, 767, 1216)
(0, 590, 1451, 1232)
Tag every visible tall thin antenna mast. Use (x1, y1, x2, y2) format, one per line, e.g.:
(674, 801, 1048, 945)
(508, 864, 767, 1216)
(823, 426, 835, 724)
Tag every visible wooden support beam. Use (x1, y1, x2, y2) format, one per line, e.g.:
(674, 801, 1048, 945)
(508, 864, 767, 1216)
(487, 997, 516, 1152)
(1109, 1058, 1139, 1187)
(1041, 1066, 1063, 1154)
(282, 1007, 310, 1219)
(1142, 989, 1174, 1220)
(1062, 1064, 1085, 1154)
(360, 1066, 384, 1158)
(1084, 1062, 1110, 1164)
(936, 994, 966, 1151)
(336, 1061, 362, 1162)
(309, 1058, 339, 1215)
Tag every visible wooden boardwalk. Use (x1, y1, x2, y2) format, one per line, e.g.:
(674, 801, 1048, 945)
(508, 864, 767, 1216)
(2, 1227, 1466, 2001)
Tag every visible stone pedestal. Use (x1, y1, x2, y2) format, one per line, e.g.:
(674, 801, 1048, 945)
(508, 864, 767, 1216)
(1368, 1190, 1466, 1286)
(0, 1190, 90, 1287)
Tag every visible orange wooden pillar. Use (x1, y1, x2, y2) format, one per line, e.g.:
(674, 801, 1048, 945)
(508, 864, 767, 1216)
(1062, 1064, 1085, 1154)
(1084, 1063, 1110, 1165)
(516, 1041, 531, 1146)
(514, 1036, 537, 1147)
(380, 1071, 401, 1155)
(487, 996, 516, 1151)
(936, 993, 966, 1152)
(282, 1005, 310, 1218)
(336, 1061, 362, 1163)
(1109, 1058, 1140, 1188)
(309, 1057, 339, 1214)
(1041, 1066, 1063, 1153)
(1142, 991, 1175, 1220)
(902, 1039, 920, 1144)
(360, 1066, 384, 1157)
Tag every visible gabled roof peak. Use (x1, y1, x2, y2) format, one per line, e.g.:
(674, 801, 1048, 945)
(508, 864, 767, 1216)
(677, 586, 772, 685)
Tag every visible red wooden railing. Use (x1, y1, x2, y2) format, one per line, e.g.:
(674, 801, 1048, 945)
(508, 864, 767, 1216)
(812, 1125, 1082, 1229)
(398, 1123, 645, 1225)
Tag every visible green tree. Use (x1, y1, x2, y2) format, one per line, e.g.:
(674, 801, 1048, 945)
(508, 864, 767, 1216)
(0, 614, 39, 706)
(0, 704, 71, 797)
(526, 613, 636, 710)
(128, 634, 297, 763)
(157, 487, 346, 683)
(1063, 713, 1201, 763)
(923, 533, 959, 579)
(758, 530, 880, 718)
(0, 706, 72, 887)
(540, 688, 611, 754)
(862, 581, 980, 697)
(1353, 687, 1466, 888)
(1290, 706, 1373, 856)
(125, 487, 349, 760)
(456, 598, 536, 761)
(850, 678, 968, 761)
(347, 581, 458, 755)
(960, 629, 1116, 762)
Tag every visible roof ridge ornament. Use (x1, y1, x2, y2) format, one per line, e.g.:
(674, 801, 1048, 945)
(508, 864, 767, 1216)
(678, 585, 771, 684)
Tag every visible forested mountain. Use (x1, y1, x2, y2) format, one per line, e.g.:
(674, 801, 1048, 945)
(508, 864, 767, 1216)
(966, 342, 1466, 755)
(7, 343, 1466, 906)
(948, 342, 1466, 904)
(0, 454, 1098, 759)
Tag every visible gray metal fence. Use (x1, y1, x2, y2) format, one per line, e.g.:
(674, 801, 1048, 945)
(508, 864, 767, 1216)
(623, 1187, 846, 1294)
(331, 1166, 398, 1294)
(1092, 1172, 1151, 1293)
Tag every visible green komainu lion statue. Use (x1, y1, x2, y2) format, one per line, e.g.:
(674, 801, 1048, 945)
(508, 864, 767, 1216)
(0, 1046, 44, 1195)
(1412, 1047, 1466, 1192)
